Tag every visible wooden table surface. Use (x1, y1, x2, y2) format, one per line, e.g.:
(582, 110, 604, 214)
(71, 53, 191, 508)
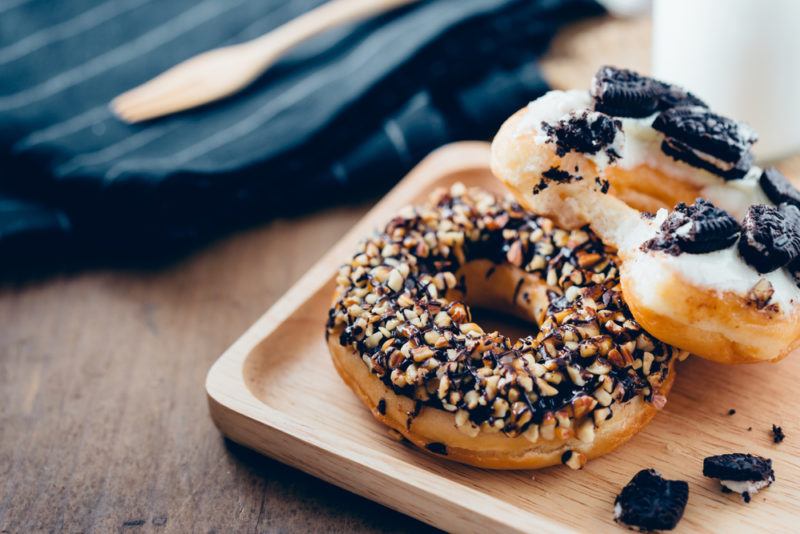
(2, 15, 798, 533)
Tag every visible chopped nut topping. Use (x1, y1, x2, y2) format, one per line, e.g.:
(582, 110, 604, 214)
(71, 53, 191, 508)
(561, 449, 587, 470)
(327, 184, 677, 450)
(747, 278, 775, 310)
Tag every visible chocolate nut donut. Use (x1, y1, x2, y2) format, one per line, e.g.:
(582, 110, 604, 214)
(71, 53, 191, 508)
(326, 184, 680, 469)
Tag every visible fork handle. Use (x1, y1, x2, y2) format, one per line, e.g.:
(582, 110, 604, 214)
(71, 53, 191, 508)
(242, 0, 419, 65)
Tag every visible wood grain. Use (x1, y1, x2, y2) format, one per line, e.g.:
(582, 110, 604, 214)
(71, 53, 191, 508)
(208, 142, 800, 533)
(0, 200, 436, 532)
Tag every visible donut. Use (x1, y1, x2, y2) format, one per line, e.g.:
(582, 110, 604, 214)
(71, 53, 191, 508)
(491, 66, 800, 364)
(326, 184, 680, 469)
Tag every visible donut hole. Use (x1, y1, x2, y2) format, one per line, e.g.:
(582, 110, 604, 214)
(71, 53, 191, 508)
(446, 259, 546, 341)
(467, 306, 533, 341)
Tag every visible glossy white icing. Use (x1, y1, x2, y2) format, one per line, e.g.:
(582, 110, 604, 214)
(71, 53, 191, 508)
(518, 90, 800, 311)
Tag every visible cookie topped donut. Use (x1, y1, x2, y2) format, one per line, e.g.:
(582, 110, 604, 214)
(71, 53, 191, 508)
(326, 184, 680, 469)
(491, 66, 800, 363)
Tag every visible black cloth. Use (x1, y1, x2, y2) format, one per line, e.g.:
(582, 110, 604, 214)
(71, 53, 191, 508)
(0, 0, 603, 267)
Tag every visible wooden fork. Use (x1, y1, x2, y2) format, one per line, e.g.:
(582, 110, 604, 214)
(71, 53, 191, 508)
(112, 0, 419, 123)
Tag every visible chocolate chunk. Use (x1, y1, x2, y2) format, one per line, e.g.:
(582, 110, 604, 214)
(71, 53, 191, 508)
(728, 408, 736, 415)
(591, 66, 662, 118)
(642, 199, 739, 255)
(534, 168, 584, 196)
(738, 204, 800, 272)
(653, 107, 757, 180)
(759, 167, 800, 208)
(425, 442, 447, 455)
(541, 110, 621, 157)
(542, 167, 575, 182)
(595, 176, 610, 194)
(703, 453, 774, 483)
(614, 469, 689, 531)
(772, 424, 785, 444)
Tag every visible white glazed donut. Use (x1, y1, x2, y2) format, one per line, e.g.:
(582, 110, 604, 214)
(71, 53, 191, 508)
(491, 66, 800, 364)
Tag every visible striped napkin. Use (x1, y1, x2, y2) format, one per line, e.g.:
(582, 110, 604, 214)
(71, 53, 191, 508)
(0, 0, 603, 268)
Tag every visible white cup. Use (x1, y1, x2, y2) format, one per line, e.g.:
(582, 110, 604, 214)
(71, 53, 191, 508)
(652, 0, 800, 161)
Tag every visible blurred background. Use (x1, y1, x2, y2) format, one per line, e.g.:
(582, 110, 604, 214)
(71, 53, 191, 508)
(2, 0, 798, 532)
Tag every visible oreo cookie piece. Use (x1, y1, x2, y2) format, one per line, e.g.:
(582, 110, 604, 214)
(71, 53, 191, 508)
(703, 453, 775, 503)
(642, 199, 740, 255)
(655, 81, 708, 110)
(540, 110, 621, 158)
(591, 66, 662, 118)
(661, 137, 753, 180)
(614, 469, 689, 531)
(653, 107, 757, 180)
(759, 167, 800, 208)
(738, 203, 800, 273)
(591, 66, 708, 119)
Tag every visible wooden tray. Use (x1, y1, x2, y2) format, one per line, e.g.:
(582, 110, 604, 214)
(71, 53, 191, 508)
(206, 142, 799, 533)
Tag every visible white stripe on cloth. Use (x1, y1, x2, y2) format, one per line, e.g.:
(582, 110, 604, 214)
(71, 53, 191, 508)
(55, 126, 178, 177)
(0, 0, 35, 15)
(13, 105, 111, 151)
(235, 0, 315, 40)
(0, 0, 156, 65)
(0, 0, 245, 112)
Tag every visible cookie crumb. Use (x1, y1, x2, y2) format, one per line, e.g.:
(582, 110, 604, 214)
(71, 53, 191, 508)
(772, 424, 785, 444)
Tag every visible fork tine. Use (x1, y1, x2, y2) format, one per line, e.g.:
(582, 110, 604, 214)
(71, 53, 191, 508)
(115, 82, 234, 123)
(113, 74, 197, 114)
(114, 88, 208, 123)
(113, 76, 207, 122)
